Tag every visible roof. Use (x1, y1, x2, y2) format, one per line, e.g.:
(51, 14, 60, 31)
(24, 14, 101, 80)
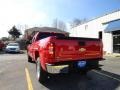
(25, 27, 69, 35)
(72, 9, 120, 28)
(104, 19, 120, 32)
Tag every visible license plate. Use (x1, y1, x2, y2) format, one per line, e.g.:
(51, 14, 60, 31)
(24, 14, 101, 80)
(77, 61, 86, 68)
(10, 48, 15, 50)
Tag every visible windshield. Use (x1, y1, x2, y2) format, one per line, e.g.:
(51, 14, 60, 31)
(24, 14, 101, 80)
(8, 43, 19, 46)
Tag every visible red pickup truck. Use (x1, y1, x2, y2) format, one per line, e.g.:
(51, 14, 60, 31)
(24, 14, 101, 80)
(27, 32, 103, 82)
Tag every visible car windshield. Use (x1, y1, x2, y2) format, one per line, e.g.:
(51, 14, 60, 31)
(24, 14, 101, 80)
(8, 43, 19, 46)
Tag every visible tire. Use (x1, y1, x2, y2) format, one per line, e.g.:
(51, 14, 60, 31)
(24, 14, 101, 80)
(36, 58, 48, 83)
(27, 53, 32, 62)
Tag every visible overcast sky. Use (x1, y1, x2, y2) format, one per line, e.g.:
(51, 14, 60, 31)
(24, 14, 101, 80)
(0, 0, 120, 38)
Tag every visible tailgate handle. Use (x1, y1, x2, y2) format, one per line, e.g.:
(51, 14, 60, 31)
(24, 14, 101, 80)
(78, 41, 86, 46)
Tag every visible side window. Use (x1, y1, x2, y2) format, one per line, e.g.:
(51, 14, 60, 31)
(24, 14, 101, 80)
(32, 32, 40, 42)
(32, 36, 35, 43)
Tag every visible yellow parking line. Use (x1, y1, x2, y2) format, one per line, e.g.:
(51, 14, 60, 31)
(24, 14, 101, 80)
(93, 70, 120, 82)
(25, 67, 34, 90)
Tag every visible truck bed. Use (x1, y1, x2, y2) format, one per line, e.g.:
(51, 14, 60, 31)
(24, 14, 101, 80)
(57, 36, 101, 41)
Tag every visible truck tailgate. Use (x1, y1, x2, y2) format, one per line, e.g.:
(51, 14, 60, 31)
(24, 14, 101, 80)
(54, 37, 102, 61)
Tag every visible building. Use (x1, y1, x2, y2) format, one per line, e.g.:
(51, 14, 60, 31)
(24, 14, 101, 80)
(24, 27, 69, 40)
(70, 10, 120, 54)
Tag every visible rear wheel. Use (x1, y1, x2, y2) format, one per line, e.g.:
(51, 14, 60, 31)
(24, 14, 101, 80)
(27, 53, 32, 62)
(36, 58, 48, 83)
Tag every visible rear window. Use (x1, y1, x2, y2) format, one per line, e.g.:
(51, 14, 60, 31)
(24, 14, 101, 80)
(36, 32, 65, 40)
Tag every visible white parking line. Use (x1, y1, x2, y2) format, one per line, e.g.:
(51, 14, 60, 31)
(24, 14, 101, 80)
(93, 70, 120, 82)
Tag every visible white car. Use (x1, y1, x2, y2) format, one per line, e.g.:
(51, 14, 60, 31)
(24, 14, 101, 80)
(5, 43, 20, 53)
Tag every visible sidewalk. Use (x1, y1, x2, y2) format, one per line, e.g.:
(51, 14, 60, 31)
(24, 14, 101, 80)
(104, 53, 120, 57)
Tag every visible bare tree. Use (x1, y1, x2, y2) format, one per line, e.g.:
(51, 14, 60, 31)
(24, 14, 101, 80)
(53, 18, 58, 28)
(70, 18, 87, 28)
(53, 19, 66, 31)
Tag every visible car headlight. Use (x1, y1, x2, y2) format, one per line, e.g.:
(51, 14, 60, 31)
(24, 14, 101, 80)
(5, 48, 9, 50)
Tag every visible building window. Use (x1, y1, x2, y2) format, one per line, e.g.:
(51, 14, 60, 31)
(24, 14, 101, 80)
(113, 30, 120, 53)
(99, 31, 102, 39)
(85, 25, 88, 30)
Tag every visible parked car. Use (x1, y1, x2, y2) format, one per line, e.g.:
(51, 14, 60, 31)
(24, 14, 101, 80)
(0, 41, 5, 50)
(5, 43, 20, 53)
(27, 32, 103, 83)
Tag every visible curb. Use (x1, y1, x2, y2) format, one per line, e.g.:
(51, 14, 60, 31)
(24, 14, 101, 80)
(104, 53, 120, 57)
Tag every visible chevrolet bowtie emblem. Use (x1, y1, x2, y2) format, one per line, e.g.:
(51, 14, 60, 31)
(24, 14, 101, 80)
(79, 48, 86, 52)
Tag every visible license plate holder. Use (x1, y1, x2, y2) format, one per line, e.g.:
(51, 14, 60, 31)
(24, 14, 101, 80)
(77, 61, 86, 68)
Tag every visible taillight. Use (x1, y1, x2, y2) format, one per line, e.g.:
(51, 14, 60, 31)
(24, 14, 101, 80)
(48, 43, 54, 55)
(100, 40, 103, 57)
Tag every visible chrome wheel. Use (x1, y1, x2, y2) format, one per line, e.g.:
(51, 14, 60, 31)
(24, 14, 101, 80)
(36, 58, 48, 83)
(36, 60, 40, 79)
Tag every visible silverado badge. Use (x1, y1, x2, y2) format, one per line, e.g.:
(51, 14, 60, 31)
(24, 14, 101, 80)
(79, 48, 86, 52)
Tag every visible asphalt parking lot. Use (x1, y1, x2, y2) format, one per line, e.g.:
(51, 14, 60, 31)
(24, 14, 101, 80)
(0, 51, 120, 90)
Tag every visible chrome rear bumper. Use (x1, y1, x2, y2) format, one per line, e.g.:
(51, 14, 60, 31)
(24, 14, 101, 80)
(46, 63, 68, 74)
